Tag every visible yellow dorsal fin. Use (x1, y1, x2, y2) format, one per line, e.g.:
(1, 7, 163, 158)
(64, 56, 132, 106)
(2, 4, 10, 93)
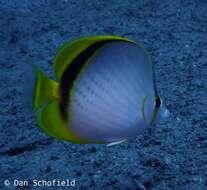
(52, 36, 133, 81)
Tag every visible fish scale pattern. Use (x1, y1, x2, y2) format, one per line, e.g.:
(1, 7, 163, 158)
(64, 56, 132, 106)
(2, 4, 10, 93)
(69, 42, 154, 142)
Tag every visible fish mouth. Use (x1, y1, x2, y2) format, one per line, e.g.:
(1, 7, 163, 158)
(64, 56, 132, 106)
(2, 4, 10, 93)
(160, 106, 170, 120)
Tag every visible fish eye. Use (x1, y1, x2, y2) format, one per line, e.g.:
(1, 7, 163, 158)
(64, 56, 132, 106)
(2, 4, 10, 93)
(155, 96, 161, 108)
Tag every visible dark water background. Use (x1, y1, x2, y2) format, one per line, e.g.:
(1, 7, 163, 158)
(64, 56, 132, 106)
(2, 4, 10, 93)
(0, 0, 207, 189)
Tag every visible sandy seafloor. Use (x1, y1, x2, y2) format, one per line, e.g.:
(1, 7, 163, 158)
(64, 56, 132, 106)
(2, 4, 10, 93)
(0, 0, 207, 189)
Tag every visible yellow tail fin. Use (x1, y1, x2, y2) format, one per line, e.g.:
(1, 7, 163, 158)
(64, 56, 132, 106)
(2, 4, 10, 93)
(31, 65, 59, 112)
(23, 60, 90, 142)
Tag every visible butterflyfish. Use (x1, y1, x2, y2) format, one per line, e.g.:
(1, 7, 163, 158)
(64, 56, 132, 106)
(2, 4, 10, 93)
(25, 36, 169, 144)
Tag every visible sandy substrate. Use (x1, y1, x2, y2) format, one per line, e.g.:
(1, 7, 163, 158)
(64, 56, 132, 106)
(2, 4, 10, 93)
(0, 0, 207, 189)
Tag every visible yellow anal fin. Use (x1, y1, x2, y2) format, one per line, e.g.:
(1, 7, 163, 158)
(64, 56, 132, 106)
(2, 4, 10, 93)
(36, 100, 90, 143)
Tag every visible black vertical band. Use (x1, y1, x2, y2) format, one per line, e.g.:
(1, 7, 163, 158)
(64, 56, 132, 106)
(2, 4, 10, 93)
(59, 40, 127, 120)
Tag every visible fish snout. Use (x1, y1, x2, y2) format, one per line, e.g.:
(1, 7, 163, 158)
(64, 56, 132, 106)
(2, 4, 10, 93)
(159, 106, 170, 121)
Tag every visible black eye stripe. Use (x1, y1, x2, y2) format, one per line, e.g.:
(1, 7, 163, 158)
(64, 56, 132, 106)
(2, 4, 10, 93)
(155, 97, 161, 108)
